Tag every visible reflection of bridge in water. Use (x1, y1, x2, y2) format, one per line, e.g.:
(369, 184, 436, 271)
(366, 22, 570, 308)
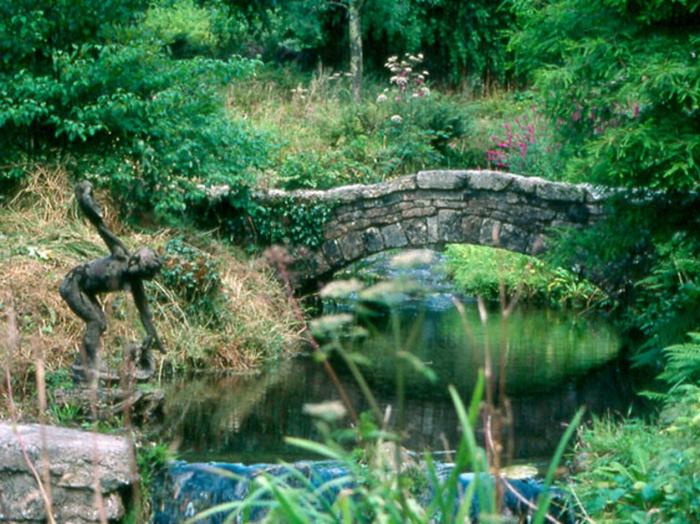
(163, 355, 643, 464)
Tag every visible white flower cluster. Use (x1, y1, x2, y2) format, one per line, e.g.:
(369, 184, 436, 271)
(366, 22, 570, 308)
(384, 53, 430, 100)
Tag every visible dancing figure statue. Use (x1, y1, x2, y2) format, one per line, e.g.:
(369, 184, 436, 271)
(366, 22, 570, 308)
(60, 181, 164, 382)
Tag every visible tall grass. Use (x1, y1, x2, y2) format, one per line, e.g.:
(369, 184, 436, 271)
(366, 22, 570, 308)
(0, 166, 302, 406)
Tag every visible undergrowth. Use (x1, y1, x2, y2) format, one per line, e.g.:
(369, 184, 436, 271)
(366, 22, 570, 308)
(0, 166, 302, 408)
(444, 244, 607, 310)
(572, 385, 700, 522)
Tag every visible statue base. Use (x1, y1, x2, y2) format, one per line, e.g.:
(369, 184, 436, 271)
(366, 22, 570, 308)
(53, 385, 165, 425)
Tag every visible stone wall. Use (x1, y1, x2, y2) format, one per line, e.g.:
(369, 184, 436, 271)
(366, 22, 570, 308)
(257, 170, 610, 287)
(0, 423, 137, 523)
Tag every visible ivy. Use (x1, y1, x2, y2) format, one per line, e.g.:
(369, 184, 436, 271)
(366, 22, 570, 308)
(249, 198, 334, 249)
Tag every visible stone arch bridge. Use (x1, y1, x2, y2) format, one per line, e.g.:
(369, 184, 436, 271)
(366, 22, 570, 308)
(254, 170, 610, 289)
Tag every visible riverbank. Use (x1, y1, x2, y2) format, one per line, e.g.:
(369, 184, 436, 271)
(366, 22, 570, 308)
(0, 167, 303, 413)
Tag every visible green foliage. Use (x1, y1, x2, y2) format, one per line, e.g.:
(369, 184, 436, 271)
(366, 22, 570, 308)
(445, 244, 606, 309)
(142, 0, 218, 57)
(546, 199, 700, 365)
(129, 441, 174, 524)
(659, 332, 700, 385)
(220, 0, 514, 88)
(157, 238, 227, 326)
(485, 108, 564, 179)
(573, 385, 700, 522)
(250, 199, 334, 249)
(626, 233, 700, 365)
(0, 0, 270, 223)
(381, 0, 513, 88)
(49, 403, 81, 425)
(510, 0, 700, 189)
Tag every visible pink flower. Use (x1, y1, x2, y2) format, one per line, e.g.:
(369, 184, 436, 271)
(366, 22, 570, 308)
(571, 110, 582, 122)
(519, 142, 528, 158)
(527, 123, 535, 143)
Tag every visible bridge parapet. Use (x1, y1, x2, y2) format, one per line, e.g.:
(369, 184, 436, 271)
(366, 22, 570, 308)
(255, 170, 611, 288)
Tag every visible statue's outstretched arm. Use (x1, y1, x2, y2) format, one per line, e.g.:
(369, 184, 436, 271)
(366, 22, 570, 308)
(75, 181, 129, 259)
(131, 279, 165, 354)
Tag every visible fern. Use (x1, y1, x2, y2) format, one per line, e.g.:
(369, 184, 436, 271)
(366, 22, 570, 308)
(659, 332, 700, 384)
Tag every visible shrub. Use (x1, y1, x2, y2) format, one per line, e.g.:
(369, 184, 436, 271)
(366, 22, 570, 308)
(157, 238, 227, 326)
(0, 1, 270, 224)
(486, 108, 564, 179)
(510, 0, 700, 189)
(445, 244, 606, 309)
(573, 385, 700, 522)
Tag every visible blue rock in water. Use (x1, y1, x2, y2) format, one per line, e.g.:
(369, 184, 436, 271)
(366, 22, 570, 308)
(152, 461, 351, 523)
(152, 460, 573, 523)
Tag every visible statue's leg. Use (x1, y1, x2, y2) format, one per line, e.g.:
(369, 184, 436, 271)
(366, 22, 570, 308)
(59, 274, 106, 369)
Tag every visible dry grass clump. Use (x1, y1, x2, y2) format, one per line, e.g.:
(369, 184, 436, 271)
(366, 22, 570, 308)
(1, 165, 303, 394)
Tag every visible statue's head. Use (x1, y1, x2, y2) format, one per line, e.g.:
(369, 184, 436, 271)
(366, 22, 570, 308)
(128, 247, 162, 280)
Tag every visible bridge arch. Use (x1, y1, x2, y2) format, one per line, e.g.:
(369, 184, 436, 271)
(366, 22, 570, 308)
(255, 170, 609, 289)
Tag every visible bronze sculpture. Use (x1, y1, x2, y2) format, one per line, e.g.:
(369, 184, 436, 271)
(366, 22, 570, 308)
(60, 181, 164, 382)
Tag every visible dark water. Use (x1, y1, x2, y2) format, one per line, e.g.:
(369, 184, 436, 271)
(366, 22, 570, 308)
(159, 255, 642, 464)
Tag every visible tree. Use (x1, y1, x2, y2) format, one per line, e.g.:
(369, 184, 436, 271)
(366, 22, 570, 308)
(348, 0, 364, 101)
(510, 0, 700, 190)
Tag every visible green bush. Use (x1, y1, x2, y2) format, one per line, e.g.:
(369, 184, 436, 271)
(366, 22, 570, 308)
(510, 0, 700, 190)
(249, 198, 334, 249)
(445, 244, 606, 309)
(573, 385, 700, 522)
(157, 238, 227, 326)
(0, 0, 270, 223)
(485, 108, 564, 179)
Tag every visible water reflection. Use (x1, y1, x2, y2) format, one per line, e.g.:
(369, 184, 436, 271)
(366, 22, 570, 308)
(161, 302, 637, 464)
(347, 301, 621, 397)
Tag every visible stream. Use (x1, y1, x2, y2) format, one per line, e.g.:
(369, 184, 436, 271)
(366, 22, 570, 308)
(158, 252, 642, 465)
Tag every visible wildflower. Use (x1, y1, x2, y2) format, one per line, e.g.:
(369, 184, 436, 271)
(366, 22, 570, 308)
(376, 93, 388, 103)
(319, 279, 364, 299)
(519, 142, 528, 158)
(303, 401, 347, 422)
(390, 114, 403, 124)
(391, 250, 434, 268)
(310, 314, 354, 336)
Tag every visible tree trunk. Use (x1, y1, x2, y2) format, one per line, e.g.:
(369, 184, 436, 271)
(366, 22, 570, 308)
(348, 0, 363, 102)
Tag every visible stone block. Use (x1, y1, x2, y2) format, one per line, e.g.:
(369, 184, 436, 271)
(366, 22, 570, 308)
(310, 252, 331, 277)
(402, 206, 436, 219)
(478, 220, 529, 253)
(404, 218, 428, 245)
(380, 193, 403, 206)
(461, 215, 482, 244)
(0, 423, 135, 523)
(427, 215, 439, 244)
(565, 202, 591, 223)
(437, 209, 463, 243)
(432, 199, 466, 210)
(322, 239, 343, 265)
(338, 231, 365, 261)
(416, 170, 469, 190)
(505, 192, 520, 205)
(510, 175, 547, 194)
(535, 180, 586, 202)
(363, 227, 385, 253)
(381, 223, 408, 248)
(463, 170, 513, 191)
